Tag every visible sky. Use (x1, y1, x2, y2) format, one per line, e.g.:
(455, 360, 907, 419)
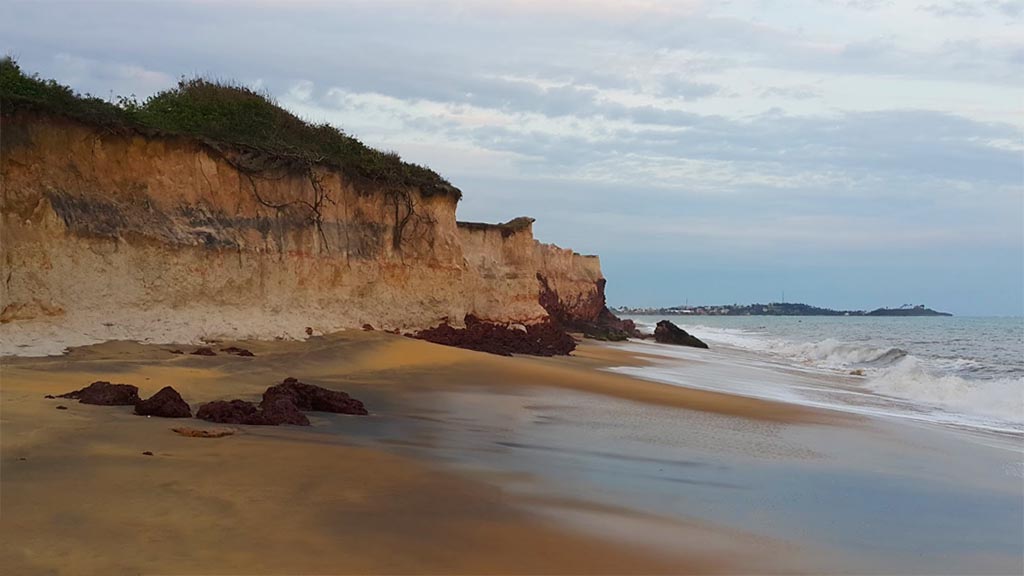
(2, 0, 1022, 315)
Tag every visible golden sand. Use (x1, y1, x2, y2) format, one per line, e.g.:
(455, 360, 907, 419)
(0, 333, 834, 574)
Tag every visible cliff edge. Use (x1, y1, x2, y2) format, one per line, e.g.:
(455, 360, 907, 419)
(0, 60, 628, 355)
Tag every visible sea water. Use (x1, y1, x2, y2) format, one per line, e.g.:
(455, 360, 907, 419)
(617, 315, 1024, 438)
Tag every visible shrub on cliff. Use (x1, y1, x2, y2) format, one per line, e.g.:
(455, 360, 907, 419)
(0, 57, 127, 128)
(0, 57, 458, 199)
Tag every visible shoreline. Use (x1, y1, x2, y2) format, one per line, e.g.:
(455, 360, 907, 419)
(2, 332, 1021, 574)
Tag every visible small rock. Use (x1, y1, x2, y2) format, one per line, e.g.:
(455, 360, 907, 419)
(305, 327, 314, 336)
(142, 451, 154, 456)
(171, 426, 235, 438)
(221, 346, 255, 357)
(850, 369, 866, 376)
(191, 347, 217, 356)
(135, 386, 192, 418)
(44, 394, 55, 399)
(168, 349, 184, 355)
(361, 323, 375, 331)
(18, 457, 26, 461)
(58, 381, 141, 406)
(56, 405, 68, 410)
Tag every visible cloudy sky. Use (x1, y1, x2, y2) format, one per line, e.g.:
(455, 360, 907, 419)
(3, 0, 1022, 314)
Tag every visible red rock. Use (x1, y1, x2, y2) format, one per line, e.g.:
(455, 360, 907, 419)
(221, 346, 255, 356)
(135, 386, 192, 418)
(58, 381, 141, 406)
(196, 399, 259, 424)
(305, 327, 314, 336)
(537, 273, 639, 341)
(361, 324, 374, 331)
(191, 347, 217, 356)
(261, 377, 368, 416)
(196, 398, 310, 426)
(413, 315, 576, 357)
(257, 398, 310, 425)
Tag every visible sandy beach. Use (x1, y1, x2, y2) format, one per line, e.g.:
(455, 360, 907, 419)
(2, 333, 1021, 574)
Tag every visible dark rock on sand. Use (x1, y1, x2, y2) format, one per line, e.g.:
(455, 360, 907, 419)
(172, 426, 235, 438)
(56, 405, 68, 410)
(261, 377, 368, 416)
(259, 398, 311, 425)
(221, 346, 255, 357)
(58, 381, 141, 406)
(196, 398, 309, 426)
(196, 399, 258, 424)
(413, 315, 576, 357)
(142, 451, 153, 456)
(135, 386, 192, 418)
(191, 347, 217, 356)
(362, 323, 375, 331)
(44, 394, 56, 399)
(653, 320, 709, 349)
(168, 349, 184, 354)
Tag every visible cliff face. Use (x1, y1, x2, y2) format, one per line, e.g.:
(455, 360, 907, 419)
(457, 218, 548, 325)
(0, 113, 617, 354)
(534, 243, 606, 326)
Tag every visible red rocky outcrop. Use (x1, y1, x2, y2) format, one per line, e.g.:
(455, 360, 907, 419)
(135, 386, 192, 418)
(261, 377, 368, 415)
(536, 274, 640, 341)
(196, 398, 310, 426)
(413, 315, 576, 356)
(58, 381, 141, 406)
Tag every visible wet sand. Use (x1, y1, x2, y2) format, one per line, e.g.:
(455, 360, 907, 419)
(2, 332, 1021, 574)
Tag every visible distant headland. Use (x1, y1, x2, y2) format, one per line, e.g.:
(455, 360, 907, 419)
(615, 303, 952, 317)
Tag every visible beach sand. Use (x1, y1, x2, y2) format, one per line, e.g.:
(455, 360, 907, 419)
(1, 333, 1020, 574)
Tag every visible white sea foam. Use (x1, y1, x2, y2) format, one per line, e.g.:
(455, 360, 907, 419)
(864, 356, 1024, 424)
(620, 317, 1024, 436)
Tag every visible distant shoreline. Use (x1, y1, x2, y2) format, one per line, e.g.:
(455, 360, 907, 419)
(616, 303, 952, 317)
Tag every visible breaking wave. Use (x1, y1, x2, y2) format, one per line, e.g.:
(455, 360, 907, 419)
(864, 356, 1024, 424)
(626, 318, 1024, 431)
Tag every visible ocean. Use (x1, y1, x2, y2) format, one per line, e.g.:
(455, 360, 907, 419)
(618, 315, 1024, 438)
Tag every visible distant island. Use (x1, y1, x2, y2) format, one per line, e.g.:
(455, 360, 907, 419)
(614, 303, 952, 317)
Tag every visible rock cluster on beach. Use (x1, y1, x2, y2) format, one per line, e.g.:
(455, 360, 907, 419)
(51, 377, 366, 427)
(653, 320, 709, 349)
(412, 315, 576, 356)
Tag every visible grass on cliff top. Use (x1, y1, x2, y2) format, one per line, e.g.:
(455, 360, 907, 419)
(0, 57, 459, 198)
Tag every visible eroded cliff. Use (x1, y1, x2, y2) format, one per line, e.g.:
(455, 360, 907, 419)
(1, 112, 625, 354)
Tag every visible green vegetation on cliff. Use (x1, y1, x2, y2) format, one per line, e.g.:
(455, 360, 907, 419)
(0, 58, 459, 198)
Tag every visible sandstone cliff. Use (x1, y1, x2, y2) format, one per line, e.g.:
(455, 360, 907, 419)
(0, 59, 631, 355)
(1, 112, 623, 354)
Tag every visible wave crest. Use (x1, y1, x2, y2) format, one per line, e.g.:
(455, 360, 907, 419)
(865, 356, 1024, 423)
